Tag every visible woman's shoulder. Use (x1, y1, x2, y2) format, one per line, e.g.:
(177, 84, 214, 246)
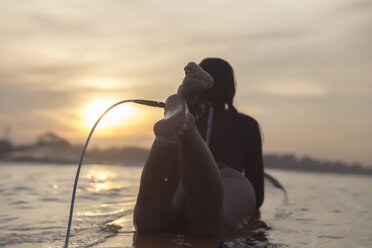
(236, 113, 259, 128)
(236, 112, 263, 145)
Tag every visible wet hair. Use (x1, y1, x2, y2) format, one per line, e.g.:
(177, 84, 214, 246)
(199, 58, 236, 110)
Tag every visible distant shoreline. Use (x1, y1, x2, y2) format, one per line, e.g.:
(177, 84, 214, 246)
(1, 154, 371, 176)
(1, 132, 371, 176)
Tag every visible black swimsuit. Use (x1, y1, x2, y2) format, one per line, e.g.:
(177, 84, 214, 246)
(195, 107, 264, 209)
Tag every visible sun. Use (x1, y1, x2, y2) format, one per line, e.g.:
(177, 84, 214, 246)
(83, 99, 136, 129)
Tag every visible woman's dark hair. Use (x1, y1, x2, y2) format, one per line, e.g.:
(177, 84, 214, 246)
(199, 58, 236, 110)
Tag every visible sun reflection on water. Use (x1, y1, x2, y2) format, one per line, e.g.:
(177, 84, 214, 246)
(79, 208, 126, 217)
(86, 168, 114, 181)
(86, 167, 117, 192)
(95, 183, 108, 191)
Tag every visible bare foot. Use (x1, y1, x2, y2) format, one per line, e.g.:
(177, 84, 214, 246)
(153, 94, 189, 147)
(178, 62, 214, 108)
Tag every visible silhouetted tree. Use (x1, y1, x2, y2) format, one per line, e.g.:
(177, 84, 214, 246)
(0, 139, 13, 157)
(35, 132, 71, 148)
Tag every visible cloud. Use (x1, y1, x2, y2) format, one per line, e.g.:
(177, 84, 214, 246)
(261, 81, 328, 97)
(0, 0, 371, 165)
(337, 0, 372, 12)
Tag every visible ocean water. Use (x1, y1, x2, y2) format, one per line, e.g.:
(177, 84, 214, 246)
(0, 162, 371, 248)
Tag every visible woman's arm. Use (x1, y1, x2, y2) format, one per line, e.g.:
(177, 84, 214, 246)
(241, 115, 264, 209)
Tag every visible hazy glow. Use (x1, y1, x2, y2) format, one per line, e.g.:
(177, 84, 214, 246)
(80, 77, 124, 89)
(83, 99, 136, 129)
(0, 0, 371, 165)
(263, 81, 327, 97)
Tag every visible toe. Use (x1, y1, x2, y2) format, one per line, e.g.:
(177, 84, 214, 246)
(187, 62, 198, 69)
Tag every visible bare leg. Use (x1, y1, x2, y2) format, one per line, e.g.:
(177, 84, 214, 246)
(152, 94, 223, 236)
(134, 137, 181, 233)
(177, 105, 225, 236)
(135, 62, 255, 236)
(153, 94, 256, 236)
(134, 61, 212, 233)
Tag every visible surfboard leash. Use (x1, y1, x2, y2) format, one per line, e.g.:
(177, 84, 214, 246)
(64, 99, 164, 248)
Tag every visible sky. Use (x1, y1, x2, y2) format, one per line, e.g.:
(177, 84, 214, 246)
(0, 0, 371, 166)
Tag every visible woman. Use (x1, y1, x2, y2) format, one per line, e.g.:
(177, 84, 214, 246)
(134, 58, 264, 237)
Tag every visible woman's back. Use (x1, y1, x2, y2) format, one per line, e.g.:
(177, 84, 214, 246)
(195, 106, 264, 209)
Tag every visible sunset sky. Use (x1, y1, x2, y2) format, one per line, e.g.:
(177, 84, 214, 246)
(0, 0, 371, 166)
